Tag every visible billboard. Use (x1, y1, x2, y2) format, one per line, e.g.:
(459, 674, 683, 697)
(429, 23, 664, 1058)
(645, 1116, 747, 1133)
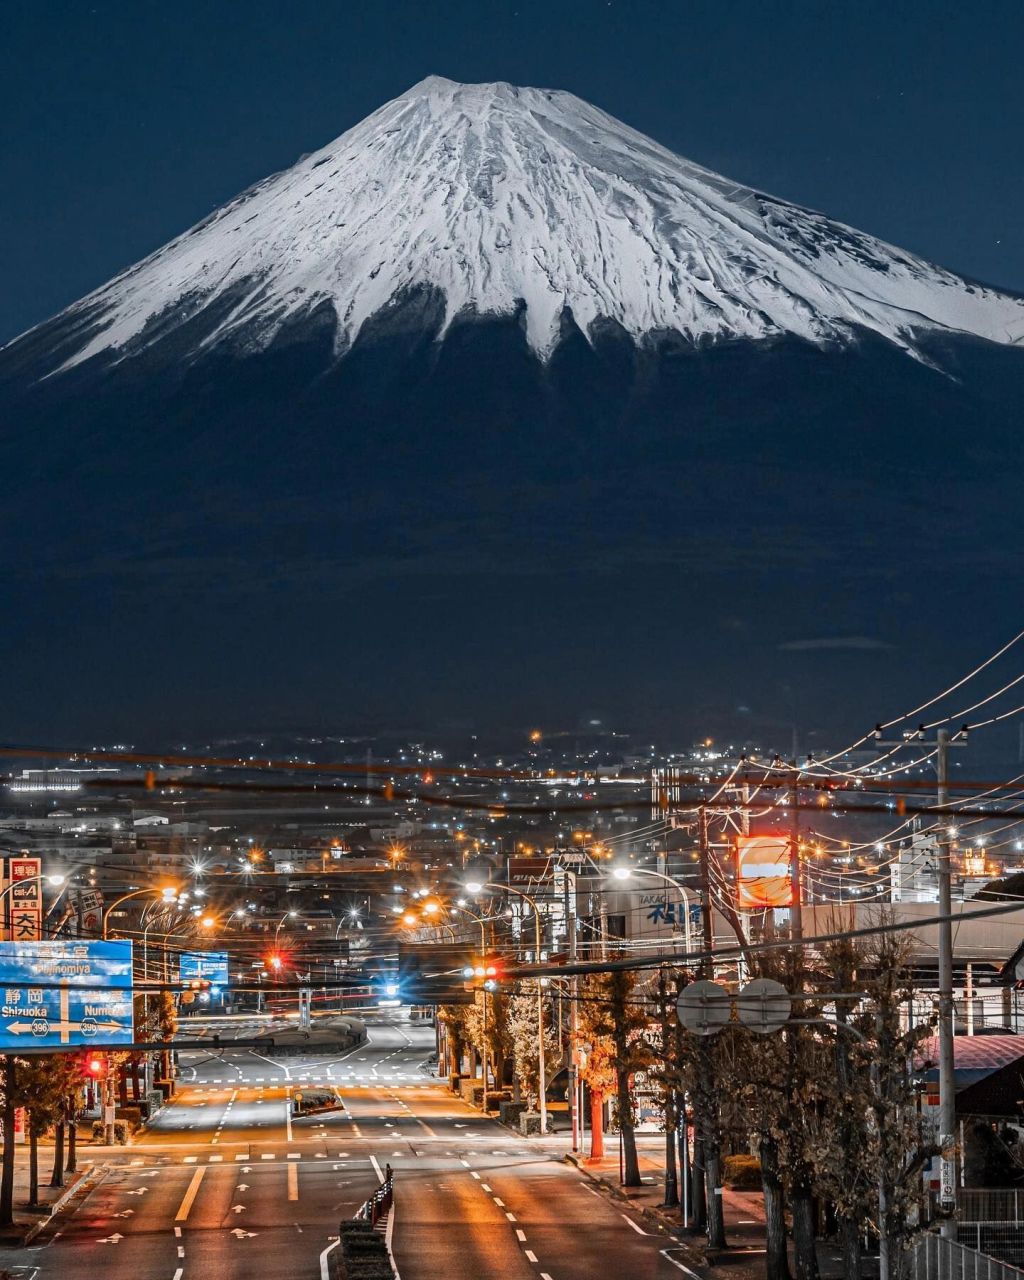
(7, 857, 42, 942)
(0, 939, 134, 1049)
(736, 836, 792, 909)
(179, 951, 230, 987)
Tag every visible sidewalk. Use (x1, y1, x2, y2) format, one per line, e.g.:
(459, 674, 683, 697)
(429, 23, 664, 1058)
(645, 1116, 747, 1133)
(0, 1149, 104, 1244)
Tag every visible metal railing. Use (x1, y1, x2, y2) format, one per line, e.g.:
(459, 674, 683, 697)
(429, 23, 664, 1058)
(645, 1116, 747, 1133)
(910, 1231, 1024, 1280)
(356, 1168, 394, 1227)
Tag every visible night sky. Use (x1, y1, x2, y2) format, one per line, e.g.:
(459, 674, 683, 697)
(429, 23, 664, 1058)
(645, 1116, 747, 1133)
(3, 0, 1023, 346)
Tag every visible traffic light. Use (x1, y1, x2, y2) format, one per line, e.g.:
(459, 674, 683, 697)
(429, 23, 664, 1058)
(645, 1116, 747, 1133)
(84, 1054, 106, 1079)
(266, 953, 283, 972)
(463, 957, 503, 991)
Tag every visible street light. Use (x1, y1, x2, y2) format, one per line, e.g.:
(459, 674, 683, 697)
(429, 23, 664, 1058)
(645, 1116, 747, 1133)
(610, 865, 693, 954)
(466, 880, 549, 1135)
(274, 909, 298, 945)
(102, 885, 181, 938)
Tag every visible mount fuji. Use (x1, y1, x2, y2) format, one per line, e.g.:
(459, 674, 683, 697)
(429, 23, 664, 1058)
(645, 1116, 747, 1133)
(2, 76, 1023, 740)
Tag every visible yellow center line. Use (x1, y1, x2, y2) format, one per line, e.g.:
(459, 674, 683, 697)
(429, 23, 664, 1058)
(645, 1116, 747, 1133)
(175, 1167, 206, 1221)
(287, 1161, 299, 1202)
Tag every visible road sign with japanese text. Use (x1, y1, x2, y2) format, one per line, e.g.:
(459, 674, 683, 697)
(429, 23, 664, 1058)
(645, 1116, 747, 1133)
(0, 939, 133, 1049)
(7, 858, 41, 941)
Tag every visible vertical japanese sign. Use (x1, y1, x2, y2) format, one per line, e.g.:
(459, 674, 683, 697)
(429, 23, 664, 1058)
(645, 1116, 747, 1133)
(8, 858, 41, 942)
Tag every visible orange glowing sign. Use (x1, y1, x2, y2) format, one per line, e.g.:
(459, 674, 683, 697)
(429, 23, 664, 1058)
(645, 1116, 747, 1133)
(736, 836, 792, 909)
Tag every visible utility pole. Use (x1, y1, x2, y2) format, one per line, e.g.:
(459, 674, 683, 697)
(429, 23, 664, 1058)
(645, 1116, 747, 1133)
(789, 771, 803, 940)
(872, 723, 964, 1231)
(695, 805, 725, 1248)
(566, 870, 580, 1154)
(936, 727, 956, 1234)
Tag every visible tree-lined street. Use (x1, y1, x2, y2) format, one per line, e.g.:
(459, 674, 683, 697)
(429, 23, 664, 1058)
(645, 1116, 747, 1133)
(0, 1017, 696, 1280)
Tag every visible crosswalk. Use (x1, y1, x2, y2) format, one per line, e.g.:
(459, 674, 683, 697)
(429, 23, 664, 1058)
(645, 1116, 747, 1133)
(190, 1075, 438, 1085)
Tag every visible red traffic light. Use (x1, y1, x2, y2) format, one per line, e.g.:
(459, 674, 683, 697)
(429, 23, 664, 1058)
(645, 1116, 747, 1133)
(85, 1055, 105, 1078)
(266, 953, 283, 971)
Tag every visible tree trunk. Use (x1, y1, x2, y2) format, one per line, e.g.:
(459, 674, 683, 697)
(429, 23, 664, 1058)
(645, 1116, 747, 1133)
(50, 1121, 65, 1188)
(692, 1135, 707, 1233)
(792, 1183, 819, 1280)
(131, 1059, 141, 1102)
(589, 1089, 605, 1159)
(696, 1039, 726, 1248)
(839, 1217, 861, 1280)
(617, 1066, 641, 1186)
(28, 1127, 38, 1208)
(65, 1106, 77, 1175)
(118, 1067, 128, 1108)
(761, 1134, 792, 1280)
(0, 1058, 16, 1227)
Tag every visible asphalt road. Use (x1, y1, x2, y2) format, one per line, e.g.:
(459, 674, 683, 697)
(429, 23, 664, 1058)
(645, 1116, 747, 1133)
(0, 1015, 696, 1280)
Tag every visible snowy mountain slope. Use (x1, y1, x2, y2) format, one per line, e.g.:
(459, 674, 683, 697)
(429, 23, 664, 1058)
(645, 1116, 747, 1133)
(15, 75, 1024, 375)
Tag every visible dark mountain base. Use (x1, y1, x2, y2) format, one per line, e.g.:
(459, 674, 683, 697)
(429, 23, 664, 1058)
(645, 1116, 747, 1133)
(1, 310, 1023, 743)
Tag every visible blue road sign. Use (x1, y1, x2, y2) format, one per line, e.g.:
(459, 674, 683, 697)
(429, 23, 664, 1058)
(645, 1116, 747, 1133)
(179, 951, 230, 986)
(0, 940, 134, 1049)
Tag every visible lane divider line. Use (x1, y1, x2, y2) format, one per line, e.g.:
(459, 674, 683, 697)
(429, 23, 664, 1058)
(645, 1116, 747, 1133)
(287, 1161, 299, 1202)
(175, 1167, 206, 1222)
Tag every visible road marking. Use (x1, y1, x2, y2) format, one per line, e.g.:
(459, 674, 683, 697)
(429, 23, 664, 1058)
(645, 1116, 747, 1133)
(660, 1248, 703, 1279)
(288, 1162, 299, 1201)
(175, 1226, 182, 1238)
(621, 1214, 648, 1235)
(173, 1271, 183, 1280)
(286, 1088, 293, 1142)
(175, 1167, 206, 1221)
(235, 1154, 247, 1160)
(370, 1155, 384, 1182)
(210, 1155, 223, 1163)
(184, 1156, 197, 1164)
(287, 1152, 300, 1159)
(516, 1229, 527, 1242)
(541, 1273, 554, 1280)
(507, 1213, 517, 1222)
(470, 1172, 481, 1180)
(481, 1184, 492, 1192)
(178, 1245, 185, 1257)
(493, 1197, 505, 1207)
(320, 1240, 339, 1280)
(525, 1251, 538, 1263)
(262, 1153, 275, 1160)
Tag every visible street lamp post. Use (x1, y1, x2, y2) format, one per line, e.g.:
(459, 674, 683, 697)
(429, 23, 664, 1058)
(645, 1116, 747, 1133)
(610, 865, 693, 955)
(102, 885, 180, 939)
(467, 880, 548, 1135)
(449, 904, 493, 1105)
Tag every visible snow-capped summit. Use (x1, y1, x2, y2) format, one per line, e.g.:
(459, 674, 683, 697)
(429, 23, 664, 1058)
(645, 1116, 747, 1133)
(17, 74, 1024, 373)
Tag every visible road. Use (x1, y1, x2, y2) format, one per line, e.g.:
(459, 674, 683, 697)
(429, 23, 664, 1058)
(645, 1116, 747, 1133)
(0, 1015, 695, 1280)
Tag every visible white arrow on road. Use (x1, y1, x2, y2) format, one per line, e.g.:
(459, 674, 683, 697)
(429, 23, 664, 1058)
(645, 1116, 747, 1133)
(135, 1170, 159, 1178)
(125, 1187, 149, 1195)
(98, 1233, 124, 1244)
(112, 1210, 135, 1218)
(232, 1204, 246, 1213)
(237, 1184, 249, 1191)
(231, 1228, 257, 1238)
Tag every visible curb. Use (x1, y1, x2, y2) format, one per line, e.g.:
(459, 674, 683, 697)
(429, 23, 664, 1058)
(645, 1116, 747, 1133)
(564, 1153, 711, 1265)
(22, 1163, 110, 1245)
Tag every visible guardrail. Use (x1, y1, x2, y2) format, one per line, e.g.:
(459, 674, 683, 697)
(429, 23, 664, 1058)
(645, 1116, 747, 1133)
(356, 1167, 394, 1227)
(910, 1230, 1024, 1280)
